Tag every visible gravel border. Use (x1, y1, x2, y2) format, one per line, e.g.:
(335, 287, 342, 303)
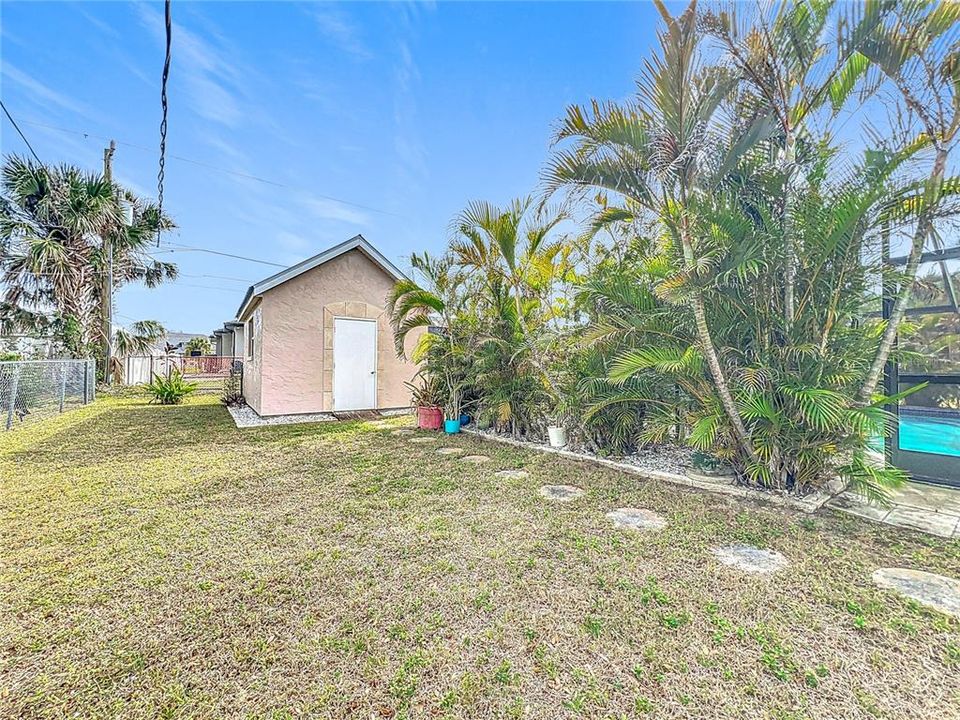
(227, 403, 335, 428)
(470, 428, 695, 475)
(463, 428, 832, 514)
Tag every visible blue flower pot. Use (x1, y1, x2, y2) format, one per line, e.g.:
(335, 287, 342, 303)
(459, 413, 470, 426)
(444, 418, 461, 434)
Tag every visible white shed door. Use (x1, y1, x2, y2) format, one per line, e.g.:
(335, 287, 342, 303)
(333, 318, 378, 411)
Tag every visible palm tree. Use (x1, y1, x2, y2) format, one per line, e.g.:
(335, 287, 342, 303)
(703, 0, 891, 329)
(184, 336, 213, 356)
(0, 157, 118, 353)
(386, 251, 461, 359)
(110, 320, 166, 384)
(448, 197, 575, 406)
(856, 3, 960, 402)
(542, 0, 931, 495)
(545, 0, 764, 466)
(0, 155, 177, 358)
(113, 320, 166, 357)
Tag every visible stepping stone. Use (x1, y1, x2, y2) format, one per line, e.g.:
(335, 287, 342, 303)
(496, 469, 529, 480)
(872, 568, 960, 618)
(390, 429, 414, 436)
(539, 485, 584, 502)
(606, 507, 666, 532)
(711, 544, 789, 574)
(436, 447, 464, 456)
(409, 436, 438, 444)
(460, 455, 490, 464)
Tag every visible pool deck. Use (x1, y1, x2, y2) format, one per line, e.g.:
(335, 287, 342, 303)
(827, 482, 960, 538)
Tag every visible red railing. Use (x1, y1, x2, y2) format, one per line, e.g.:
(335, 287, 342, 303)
(176, 355, 239, 376)
(120, 355, 241, 390)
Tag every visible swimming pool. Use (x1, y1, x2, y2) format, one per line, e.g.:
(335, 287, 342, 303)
(894, 411, 960, 458)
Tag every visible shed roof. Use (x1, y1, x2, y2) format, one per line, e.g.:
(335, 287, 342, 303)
(235, 234, 405, 320)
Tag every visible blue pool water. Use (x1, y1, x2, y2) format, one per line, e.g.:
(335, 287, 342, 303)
(897, 413, 960, 458)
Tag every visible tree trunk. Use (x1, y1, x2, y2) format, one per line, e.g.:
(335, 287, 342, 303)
(678, 221, 760, 466)
(858, 147, 948, 404)
(783, 129, 797, 329)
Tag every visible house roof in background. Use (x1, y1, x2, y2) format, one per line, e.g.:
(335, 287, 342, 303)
(165, 332, 209, 346)
(147, 331, 210, 355)
(235, 234, 406, 320)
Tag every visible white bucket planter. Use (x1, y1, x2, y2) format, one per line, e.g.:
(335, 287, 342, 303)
(547, 426, 568, 448)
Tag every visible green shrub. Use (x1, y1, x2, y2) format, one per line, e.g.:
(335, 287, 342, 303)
(145, 369, 197, 405)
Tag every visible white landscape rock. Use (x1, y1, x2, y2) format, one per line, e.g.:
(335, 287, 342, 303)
(711, 544, 789, 574)
(539, 485, 585, 502)
(460, 455, 490, 464)
(436, 447, 465, 456)
(872, 568, 960, 619)
(228, 404, 335, 428)
(496, 469, 529, 480)
(606, 508, 667, 532)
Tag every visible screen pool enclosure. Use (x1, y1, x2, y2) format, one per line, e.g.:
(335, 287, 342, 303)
(883, 236, 960, 489)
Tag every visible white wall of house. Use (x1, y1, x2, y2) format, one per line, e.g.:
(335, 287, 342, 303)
(233, 325, 245, 359)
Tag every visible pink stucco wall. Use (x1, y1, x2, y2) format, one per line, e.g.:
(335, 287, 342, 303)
(241, 248, 420, 416)
(241, 302, 263, 414)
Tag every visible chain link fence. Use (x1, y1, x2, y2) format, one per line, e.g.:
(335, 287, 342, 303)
(0, 359, 96, 431)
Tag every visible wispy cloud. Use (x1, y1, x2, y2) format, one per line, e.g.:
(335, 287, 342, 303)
(136, 4, 247, 128)
(308, 4, 373, 60)
(76, 7, 119, 38)
(275, 231, 311, 252)
(204, 135, 247, 162)
(391, 37, 428, 190)
(2, 63, 103, 122)
(299, 194, 371, 226)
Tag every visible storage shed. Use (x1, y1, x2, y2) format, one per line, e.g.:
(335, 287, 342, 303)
(235, 235, 419, 416)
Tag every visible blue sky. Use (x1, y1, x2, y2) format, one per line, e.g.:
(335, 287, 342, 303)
(1, 1, 659, 335)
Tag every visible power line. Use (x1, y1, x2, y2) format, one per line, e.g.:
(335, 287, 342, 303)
(5, 241, 280, 275)
(179, 273, 254, 283)
(0, 101, 42, 164)
(17, 118, 409, 219)
(150, 243, 286, 268)
(166, 282, 239, 294)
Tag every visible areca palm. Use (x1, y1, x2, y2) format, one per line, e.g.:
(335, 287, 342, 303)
(855, 2, 960, 402)
(448, 197, 575, 405)
(545, 0, 764, 465)
(386, 251, 461, 359)
(704, 0, 893, 329)
(542, 0, 939, 495)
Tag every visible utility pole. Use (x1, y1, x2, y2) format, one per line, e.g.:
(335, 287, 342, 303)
(102, 140, 116, 385)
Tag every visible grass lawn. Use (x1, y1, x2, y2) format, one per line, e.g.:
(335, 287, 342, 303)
(2, 394, 959, 719)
